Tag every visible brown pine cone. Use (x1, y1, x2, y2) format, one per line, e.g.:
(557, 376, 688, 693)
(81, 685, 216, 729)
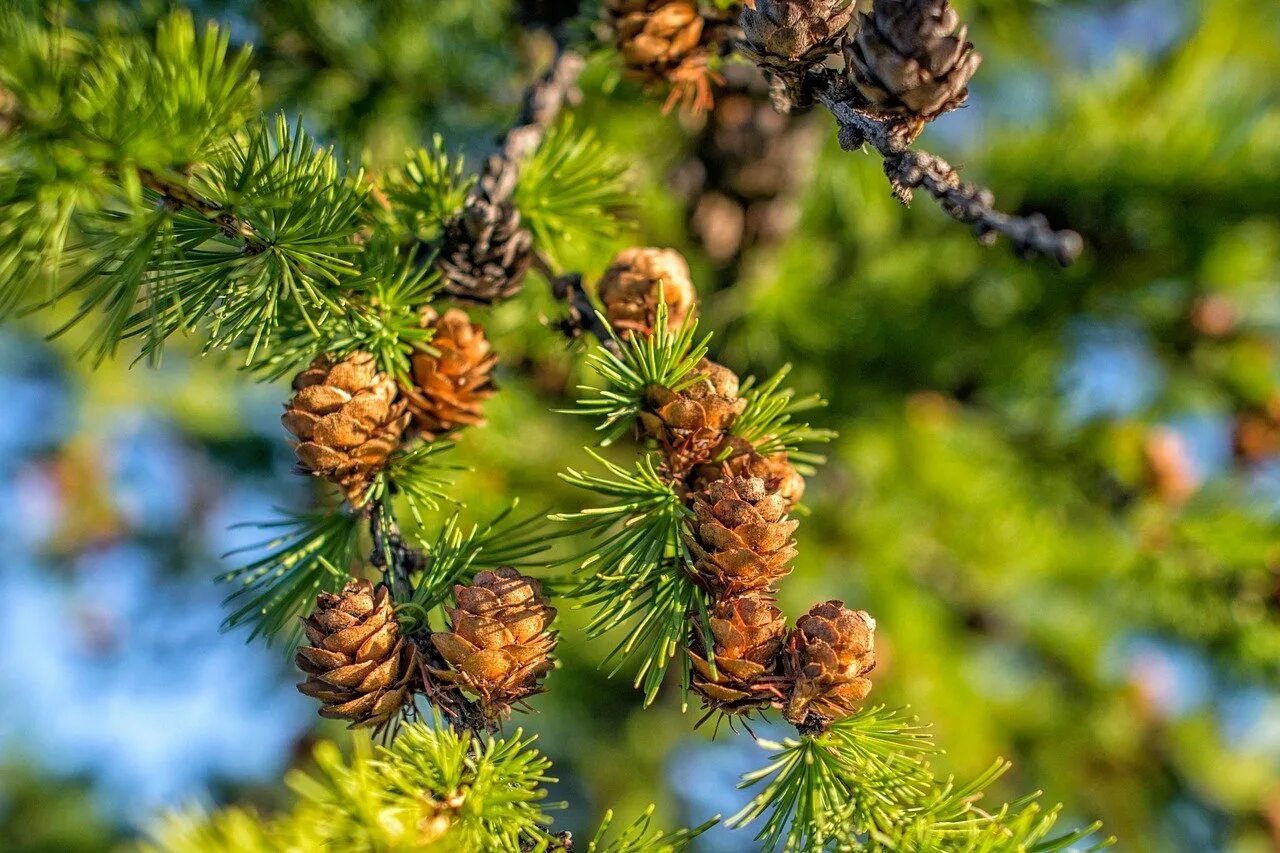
(639, 359, 746, 470)
(688, 474, 798, 594)
(438, 199, 533, 304)
(606, 0, 718, 112)
(690, 591, 788, 714)
(296, 579, 418, 731)
(783, 600, 876, 728)
(429, 568, 557, 721)
(693, 438, 806, 510)
(282, 352, 410, 506)
(740, 0, 855, 73)
(403, 308, 498, 439)
(597, 246, 698, 337)
(844, 0, 982, 134)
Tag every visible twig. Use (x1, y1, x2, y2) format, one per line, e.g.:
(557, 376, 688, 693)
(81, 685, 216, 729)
(533, 253, 619, 351)
(756, 65, 1083, 265)
(138, 169, 268, 254)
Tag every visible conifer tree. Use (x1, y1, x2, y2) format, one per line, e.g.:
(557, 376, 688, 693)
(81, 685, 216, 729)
(12, 0, 1236, 848)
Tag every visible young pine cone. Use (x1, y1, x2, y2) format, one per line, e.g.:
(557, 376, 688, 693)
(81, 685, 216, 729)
(402, 308, 498, 439)
(844, 0, 982, 134)
(639, 359, 746, 469)
(606, 0, 717, 112)
(693, 437, 806, 510)
(598, 246, 698, 337)
(429, 568, 557, 721)
(690, 591, 788, 714)
(740, 0, 855, 72)
(784, 601, 877, 728)
(296, 580, 418, 731)
(688, 475, 799, 594)
(282, 352, 410, 506)
(438, 199, 533, 304)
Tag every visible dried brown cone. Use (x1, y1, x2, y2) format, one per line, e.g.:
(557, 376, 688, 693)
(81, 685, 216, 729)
(282, 352, 410, 506)
(693, 437, 806, 510)
(606, 0, 719, 112)
(783, 600, 877, 728)
(639, 359, 747, 472)
(598, 246, 699, 337)
(438, 199, 534, 304)
(844, 0, 982, 137)
(688, 474, 799, 594)
(296, 579, 418, 731)
(429, 568, 557, 721)
(690, 591, 789, 715)
(740, 0, 855, 73)
(403, 308, 498, 439)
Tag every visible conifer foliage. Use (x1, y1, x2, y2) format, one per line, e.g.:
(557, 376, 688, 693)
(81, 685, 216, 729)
(0, 1, 1115, 850)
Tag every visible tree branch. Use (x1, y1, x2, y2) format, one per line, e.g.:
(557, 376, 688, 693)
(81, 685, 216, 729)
(138, 168, 268, 254)
(741, 62, 1083, 266)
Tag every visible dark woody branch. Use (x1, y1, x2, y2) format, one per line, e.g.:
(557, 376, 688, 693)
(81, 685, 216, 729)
(808, 67, 1084, 265)
(728, 0, 1083, 265)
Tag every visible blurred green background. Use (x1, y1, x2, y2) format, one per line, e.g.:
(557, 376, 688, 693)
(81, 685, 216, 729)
(2, 0, 1279, 850)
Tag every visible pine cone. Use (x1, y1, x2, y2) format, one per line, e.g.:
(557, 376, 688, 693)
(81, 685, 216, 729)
(844, 0, 982, 134)
(740, 0, 855, 72)
(606, 0, 718, 112)
(429, 568, 557, 721)
(282, 352, 410, 506)
(679, 66, 822, 264)
(438, 199, 533, 303)
(688, 474, 798, 593)
(598, 246, 698, 337)
(693, 438, 806, 509)
(638, 359, 746, 470)
(690, 591, 788, 714)
(608, 0, 704, 81)
(403, 308, 498, 439)
(296, 580, 418, 730)
(784, 600, 876, 727)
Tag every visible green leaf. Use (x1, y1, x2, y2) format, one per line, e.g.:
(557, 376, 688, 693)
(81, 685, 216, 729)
(218, 508, 363, 648)
(728, 707, 1111, 852)
(402, 504, 557, 632)
(584, 805, 718, 853)
(732, 365, 836, 466)
(568, 298, 710, 444)
(554, 451, 710, 705)
(383, 136, 472, 242)
(515, 117, 631, 268)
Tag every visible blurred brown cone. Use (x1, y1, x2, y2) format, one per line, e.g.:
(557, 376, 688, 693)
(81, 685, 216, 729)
(690, 591, 789, 714)
(296, 580, 417, 730)
(403, 308, 498, 439)
(845, 0, 981, 136)
(282, 352, 409, 506)
(677, 66, 822, 265)
(429, 568, 557, 721)
(688, 474, 798, 593)
(784, 600, 877, 728)
(606, 0, 718, 112)
(639, 359, 746, 470)
(740, 0, 855, 72)
(598, 246, 698, 337)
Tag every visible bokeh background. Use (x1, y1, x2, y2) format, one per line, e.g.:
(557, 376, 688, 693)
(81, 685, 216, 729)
(3, 0, 1280, 849)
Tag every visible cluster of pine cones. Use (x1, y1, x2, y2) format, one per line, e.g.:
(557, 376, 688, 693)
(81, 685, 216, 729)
(598, 247, 877, 730)
(281, 297, 560, 729)
(296, 569, 558, 731)
(281, 307, 498, 507)
(608, 0, 981, 140)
